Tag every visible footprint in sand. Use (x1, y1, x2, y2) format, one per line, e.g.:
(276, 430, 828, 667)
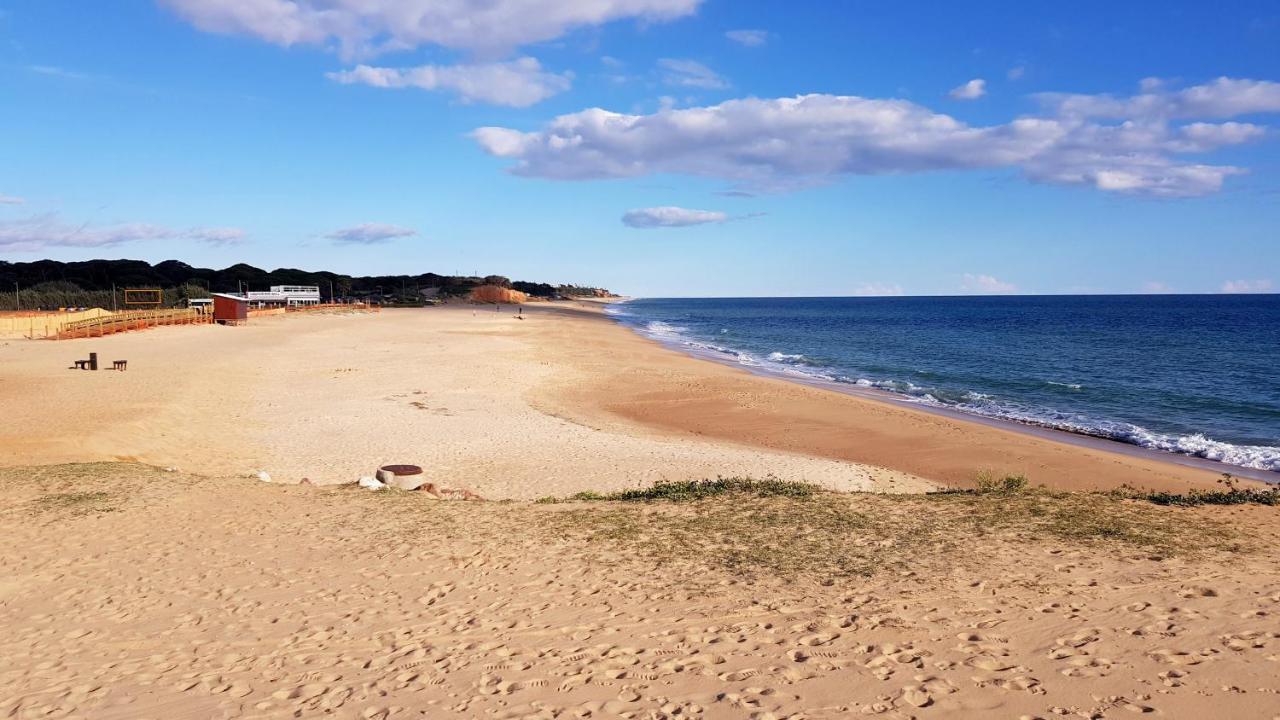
(1147, 648, 1211, 666)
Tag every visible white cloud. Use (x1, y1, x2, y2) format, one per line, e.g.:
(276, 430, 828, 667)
(657, 58, 728, 90)
(960, 273, 1017, 294)
(0, 214, 242, 252)
(1007, 66, 1026, 81)
(852, 282, 904, 296)
(0, 216, 172, 250)
(473, 78, 1277, 197)
(0, 194, 23, 205)
(1220, 279, 1274, 294)
(1038, 77, 1280, 120)
(949, 78, 987, 100)
(621, 206, 727, 228)
(1141, 281, 1173, 293)
(725, 29, 768, 47)
(27, 65, 91, 81)
(324, 223, 417, 244)
(188, 227, 247, 246)
(327, 58, 571, 107)
(160, 0, 702, 58)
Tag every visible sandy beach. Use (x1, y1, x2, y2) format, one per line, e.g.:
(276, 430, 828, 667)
(0, 303, 1243, 495)
(3, 304, 1279, 720)
(3, 462, 1279, 720)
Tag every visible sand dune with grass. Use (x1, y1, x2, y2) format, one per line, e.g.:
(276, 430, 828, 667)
(2, 463, 1278, 719)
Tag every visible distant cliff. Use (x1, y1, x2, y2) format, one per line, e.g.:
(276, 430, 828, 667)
(0, 259, 614, 310)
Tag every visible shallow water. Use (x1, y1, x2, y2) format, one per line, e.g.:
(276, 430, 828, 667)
(608, 295, 1280, 474)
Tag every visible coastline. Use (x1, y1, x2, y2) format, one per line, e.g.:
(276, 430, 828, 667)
(530, 301, 1254, 491)
(601, 302, 1279, 485)
(0, 300, 1258, 493)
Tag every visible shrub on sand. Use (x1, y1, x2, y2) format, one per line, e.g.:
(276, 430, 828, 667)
(973, 471, 1030, 495)
(537, 477, 817, 504)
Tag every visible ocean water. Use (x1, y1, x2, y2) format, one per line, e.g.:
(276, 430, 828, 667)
(607, 295, 1280, 475)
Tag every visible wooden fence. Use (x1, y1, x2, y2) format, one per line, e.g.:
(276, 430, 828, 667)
(37, 302, 376, 339)
(0, 309, 113, 339)
(284, 303, 380, 314)
(53, 309, 211, 340)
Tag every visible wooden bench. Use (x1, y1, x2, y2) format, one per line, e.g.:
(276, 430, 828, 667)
(112, 360, 128, 371)
(73, 359, 90, 370)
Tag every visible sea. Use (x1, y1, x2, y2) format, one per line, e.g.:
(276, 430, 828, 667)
(606, 295, 1280, 478)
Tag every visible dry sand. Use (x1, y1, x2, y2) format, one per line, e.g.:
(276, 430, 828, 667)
(0, 303, 1240, 495)
(3, 305, 1280, 719)
(2, 463, 1278, 720)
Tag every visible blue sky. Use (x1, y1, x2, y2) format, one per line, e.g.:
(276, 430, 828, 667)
(1, 1, 1278, 297)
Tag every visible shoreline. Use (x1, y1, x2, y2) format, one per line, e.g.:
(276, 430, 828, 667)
(609, 310, 1279, 485)
(529, 302, 1248, 492)
(599, 299, 1280, 484)
(0, 301, 1258, 494)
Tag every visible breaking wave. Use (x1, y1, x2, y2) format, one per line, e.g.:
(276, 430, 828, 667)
(619, 312, 1280, 474)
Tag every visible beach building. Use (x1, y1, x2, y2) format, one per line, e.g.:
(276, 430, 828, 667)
(243, 285, 321, 308)
(211, 293, 248, 325)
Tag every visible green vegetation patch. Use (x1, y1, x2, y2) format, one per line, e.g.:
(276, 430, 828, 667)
(536, 473, 1247, 581)
(30, 490, 117, 515)
(537, 476, 816, 504)
(1112, 474, 1280, 507)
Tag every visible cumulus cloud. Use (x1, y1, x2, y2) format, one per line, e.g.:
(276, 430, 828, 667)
(160, 0, 702, 58)
(324, 223, 417, 244)
(1007, 66, 1027, 81)
(948, 78, 987, 100)
(657, 58, 728, 90)
(1220, 279, 1274, 294)
(621, 206, 728, 228)
(0, 193, 23, 205)
(852, 282, 904, 297)
(327, 58, 571, 106)
(725, 29, 768, 47)
(960, 273, 1017, 294)
(473, 77, 1278, 197)
(0, 214, 244, 252)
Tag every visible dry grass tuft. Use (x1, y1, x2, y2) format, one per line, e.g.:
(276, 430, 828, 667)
(0, 464, 1257, 582)
(30, 490, 117, 515)
(537, 479, 1247, 581)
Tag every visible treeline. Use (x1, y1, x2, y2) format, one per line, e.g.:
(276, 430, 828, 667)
(0, 259, 615, 311)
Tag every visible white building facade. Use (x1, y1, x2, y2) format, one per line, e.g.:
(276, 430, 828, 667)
(243, 285, 321, 307)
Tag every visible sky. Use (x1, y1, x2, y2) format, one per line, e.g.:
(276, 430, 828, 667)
(1, 1, 1278, 297)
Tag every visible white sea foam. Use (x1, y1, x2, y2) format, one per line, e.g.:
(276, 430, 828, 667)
(767, 351, 809, 364)
(622, 312, 1280, 474)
